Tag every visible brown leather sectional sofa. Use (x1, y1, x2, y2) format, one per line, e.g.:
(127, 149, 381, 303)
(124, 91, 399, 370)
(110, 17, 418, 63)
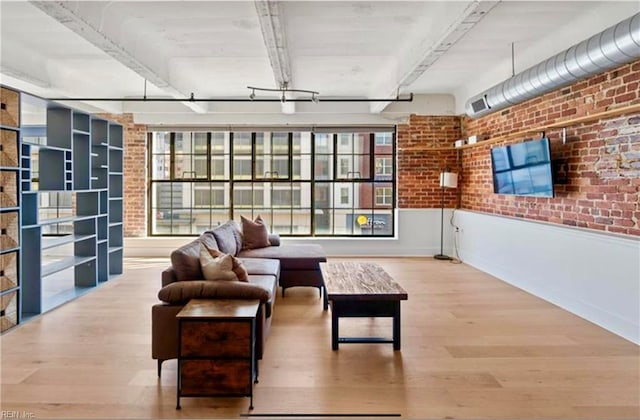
(151, 220, 326, 376)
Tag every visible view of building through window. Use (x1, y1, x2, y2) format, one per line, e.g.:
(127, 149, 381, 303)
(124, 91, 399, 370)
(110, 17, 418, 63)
(149, 129, 395, 237)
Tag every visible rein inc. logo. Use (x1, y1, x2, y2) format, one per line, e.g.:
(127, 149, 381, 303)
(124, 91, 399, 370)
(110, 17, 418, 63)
(1, 412, 35, 419)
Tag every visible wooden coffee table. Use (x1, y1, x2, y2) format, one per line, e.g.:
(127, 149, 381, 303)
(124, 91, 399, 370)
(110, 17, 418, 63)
(320, 262, 408, 350)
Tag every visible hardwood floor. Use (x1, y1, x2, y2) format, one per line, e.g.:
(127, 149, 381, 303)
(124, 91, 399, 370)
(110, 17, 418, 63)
(1, 257, 638, 418)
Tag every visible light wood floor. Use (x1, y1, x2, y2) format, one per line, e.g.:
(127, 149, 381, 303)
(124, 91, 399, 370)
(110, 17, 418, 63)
(1, 257, 638, 419)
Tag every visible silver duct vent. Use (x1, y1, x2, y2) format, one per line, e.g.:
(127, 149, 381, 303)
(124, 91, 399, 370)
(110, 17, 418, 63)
(466, 13, 640, 118)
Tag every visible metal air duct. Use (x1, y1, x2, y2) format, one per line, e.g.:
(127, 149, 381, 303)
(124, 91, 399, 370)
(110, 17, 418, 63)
(465, 13, 640, 118)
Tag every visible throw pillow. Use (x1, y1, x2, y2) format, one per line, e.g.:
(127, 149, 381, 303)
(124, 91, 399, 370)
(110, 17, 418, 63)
(199, 244, 238, 281)
(241, 215, 271, 250)
(203, 244, 249, 282)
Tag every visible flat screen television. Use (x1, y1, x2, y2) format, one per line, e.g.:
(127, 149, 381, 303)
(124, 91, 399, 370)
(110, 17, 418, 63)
(490, 137, 554, 197)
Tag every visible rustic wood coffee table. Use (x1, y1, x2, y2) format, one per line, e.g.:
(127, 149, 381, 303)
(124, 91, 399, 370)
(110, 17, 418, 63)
(320, 262, 408, 350)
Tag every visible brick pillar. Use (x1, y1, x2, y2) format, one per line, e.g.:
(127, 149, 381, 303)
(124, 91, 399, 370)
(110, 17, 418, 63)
(98, 113, 147, 237)
(396, 115, 462, 208)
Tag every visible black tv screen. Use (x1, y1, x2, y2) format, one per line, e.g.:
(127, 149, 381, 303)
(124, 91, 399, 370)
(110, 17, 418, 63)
(491, 137, 554, 197)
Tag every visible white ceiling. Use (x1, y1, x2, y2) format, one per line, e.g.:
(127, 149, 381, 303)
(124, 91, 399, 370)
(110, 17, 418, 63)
(1, 0, 638, 124)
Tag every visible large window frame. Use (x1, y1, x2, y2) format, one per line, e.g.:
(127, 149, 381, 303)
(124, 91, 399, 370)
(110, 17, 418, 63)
(148, 129, 396, 237)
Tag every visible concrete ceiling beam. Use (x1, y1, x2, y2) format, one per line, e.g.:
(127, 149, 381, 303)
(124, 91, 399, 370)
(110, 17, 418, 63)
(254, 0, 295, 114)
(29, 0, 208, 114)
(369, 0, 500, 113)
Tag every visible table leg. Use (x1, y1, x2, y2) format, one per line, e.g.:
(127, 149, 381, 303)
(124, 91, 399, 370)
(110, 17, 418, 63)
(176, 320, 182, 409)
(331, 306, 339, 350)
(393, 301, 401, 351)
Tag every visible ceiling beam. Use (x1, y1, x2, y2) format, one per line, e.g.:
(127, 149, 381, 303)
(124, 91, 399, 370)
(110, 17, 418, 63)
(0, 65, 50, 89)
(28, 1, 208, 114)
(254, 0, 295, 114)
(370, 0, 500, 113)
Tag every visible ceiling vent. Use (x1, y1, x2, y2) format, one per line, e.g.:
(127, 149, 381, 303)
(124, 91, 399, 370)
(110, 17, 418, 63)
(465, 13, 640, 118)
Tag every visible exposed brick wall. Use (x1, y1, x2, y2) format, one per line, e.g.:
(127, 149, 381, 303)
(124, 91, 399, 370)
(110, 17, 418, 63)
(459, 60, 640, 236)
(397, 115, 461, 208)
(98, 113, 147, 237)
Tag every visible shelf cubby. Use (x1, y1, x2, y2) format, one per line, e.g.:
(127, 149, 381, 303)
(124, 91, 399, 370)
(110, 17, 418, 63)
(76, 191, 99, 216)
(73, 111, 90, 134)
(0, 169, 19, 208)
(109, 174, 123, 198)
(1, 87, 20, 128)
(46, 108, 72, 149)
(108, 199, 123, 224)
(109, 148, 123, 173)
(38, 148, 67, 191)
(97, 215, 108, 241)
(73, 132, 90, 190)
(99, 191, 108, 215)
(97, 241, 108, 282)
(109, 124, 123, 148)
(1, 128, 19, 168)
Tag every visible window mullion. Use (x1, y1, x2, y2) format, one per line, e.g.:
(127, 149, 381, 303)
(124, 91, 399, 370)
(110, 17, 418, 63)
(170, 132, 176, 180)
(310, 133, 316, 236)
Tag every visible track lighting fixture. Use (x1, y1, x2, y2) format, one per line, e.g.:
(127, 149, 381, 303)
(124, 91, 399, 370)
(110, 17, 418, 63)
(247, 84, 320, 103)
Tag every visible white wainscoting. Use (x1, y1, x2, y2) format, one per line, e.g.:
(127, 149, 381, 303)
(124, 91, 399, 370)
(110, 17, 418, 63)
(453, 210, 640, 344)
(124, 208, 456, 258)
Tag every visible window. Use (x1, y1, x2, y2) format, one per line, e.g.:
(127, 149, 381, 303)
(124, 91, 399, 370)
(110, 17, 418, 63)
(149, 130, 396, 237)
(340, 187, 349, 205)
(375, 132, 392, 145)
(339, 157, 350, 178)
(375, 187, 392, 205)
(375, 157, 392, 177)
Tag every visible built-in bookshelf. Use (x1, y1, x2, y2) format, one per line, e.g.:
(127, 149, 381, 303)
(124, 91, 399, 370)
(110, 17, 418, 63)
(1, 86, 124, 324)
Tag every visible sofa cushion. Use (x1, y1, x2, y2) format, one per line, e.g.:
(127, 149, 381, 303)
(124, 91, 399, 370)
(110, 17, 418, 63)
(211, 220, 242, 256)
(199, 245, 238, 281)
(240, 257, 280, 279)
(247, 275, 277, 318)
(238, 244, 327, 271)
(171, 232, 219, 281)
(205, 245, 249, 282)
(241, 215, 271, 250)
(158, 280, 269, 304)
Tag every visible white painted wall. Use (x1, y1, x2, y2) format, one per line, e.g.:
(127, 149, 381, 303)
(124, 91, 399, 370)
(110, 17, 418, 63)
(124, 208, 457, 258)
(452, 210, 640, 344)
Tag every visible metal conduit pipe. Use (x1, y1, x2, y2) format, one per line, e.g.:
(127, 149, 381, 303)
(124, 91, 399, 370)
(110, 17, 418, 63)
(466, 13, 640, 118)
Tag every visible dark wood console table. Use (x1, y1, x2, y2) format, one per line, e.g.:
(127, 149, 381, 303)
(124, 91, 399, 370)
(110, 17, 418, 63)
(176, 299, 259, 410)
(320, 262, 408, 350)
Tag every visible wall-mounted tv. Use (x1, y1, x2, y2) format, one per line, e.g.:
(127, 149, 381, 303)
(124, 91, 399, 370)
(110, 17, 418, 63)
(490, 137, 554, 197)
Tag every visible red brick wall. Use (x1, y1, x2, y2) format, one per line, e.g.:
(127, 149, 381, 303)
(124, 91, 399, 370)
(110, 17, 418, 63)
(397, 115, 461, 208)
(459, 60, 640, 236)
(98, 113, 147, 237)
